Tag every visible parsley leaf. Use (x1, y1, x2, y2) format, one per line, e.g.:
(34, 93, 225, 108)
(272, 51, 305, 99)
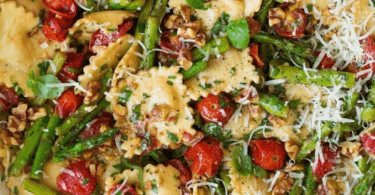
(27, 71, 64, 99)
(227, 18, 250, 49)
(167, 131, 179, 142)
(118, 88, 132, 106)
(211, 13, 230, 37)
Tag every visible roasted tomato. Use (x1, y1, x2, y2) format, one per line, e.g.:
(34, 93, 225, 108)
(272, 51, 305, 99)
(361, 130, 375, 155)
(108, 184, 137, 195)
(58, 52, 85, 83)
(269, 5, 307, 38)
(79, 112, 114, 139)
(356, 36, 375, 75)
(0, 85, 19, 112)
(312, 145, 341, 180)
(42, 12, 73, 42)
(196, 94, 235, 125)
(55, 88, 83, 118)
(249, 139, 287, 171)
(57, 161, 97, 195)
(166, 159, 192, 185)
(43, 0, 77, 19)
(319, 55, 335, 69)
(250, 44, 264, 67)
(184, 137, 223, 178)
(89, 21, 134, 52)
(159, 31, 183, 58)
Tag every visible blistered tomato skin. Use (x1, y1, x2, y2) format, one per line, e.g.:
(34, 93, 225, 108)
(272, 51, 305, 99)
(184, 137, 223, 178)
(312, 145, 341, 180)
(108, 184, 137, 195)
(42, 12, 73, 42)
(43, 0, 77, 19)
(79, 112, 114, 140)
(250, 43, 264, 67)
(55, 88, 84, 118)
(249, 139, 287, 171)
(166, 159, 192, 185)
(0, 85, 19, 112)
(58, 52, 85, 83)
(196, 94, 235, 125)
(57, 161, 97, 195)
(361, 131, 375, 155)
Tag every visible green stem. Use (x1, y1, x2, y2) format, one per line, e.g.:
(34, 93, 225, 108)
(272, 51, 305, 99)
(192, 37, 230, 61)
(134, 0, 156, 40)
(140, 16, 160, 69)
(180, 61, 207, 80)
(148, 150, 168, 163)
(255, 94, 289, 117)
(120, 158, 145, 191)
(22, 178, 58, 195)
(255, 0, 276, 26)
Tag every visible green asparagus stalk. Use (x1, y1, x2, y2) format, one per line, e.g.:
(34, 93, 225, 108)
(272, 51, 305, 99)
(255, 0, 276, 26)
(180, 61, 207, 80)
(353, 160, 375, 195)
(361, 102, 375, 122)
(192, 37, 231, 61)
(140, 16, 160, 69)
(289, 177, 303, 195)
(253, 32, 314, 58)
(30, 115, 62, 179)
(255, 94, 289, 117)
(120, 158, 145, 191)
(357, 156, 369, 174)
(54, 128, 119, 162)
(134, 0, 156, 40)
(9, 116, 49, 176)
(22, 178, 58, 195)
(343, 92, 359, 117)
(108, 0, 146, 10)
(148, 150, 168, 163)
(151, 0, 169, 17)
(269, 65, 356, 88)
(53, 99, 110, 152)
(55, 69, 113, 136)
(304, 164, 317, 195)
(51, 51, 67, 74)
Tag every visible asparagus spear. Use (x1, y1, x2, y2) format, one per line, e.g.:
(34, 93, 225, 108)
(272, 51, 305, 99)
(55, 69, 113, 136)
(357, 156, 369, 174)
(343, 92, 359, 116)
(54, 128, 119, 162)
(151, 0, 169, 17)
(180, 61, 207, 80)
(353, 160, 375, 195)
(289, 177, 303, 195)
(140, 16, 160, 69)
(304, 164, 317, 195)
(22, 178, 58, 195)
(134, 0, 156, 40)
(120, 158, 145, 191)
(53, 99, 110, 152)
(255, 0, 276, 26)
(148, 150, 168, 163)
(108, 0, 146, 10)
(269, 65, 356, 88)
(252, 33, 314, 58)
(30, 115, 62, 179)
(9, 116, 49, 176)
(255, 94, 289, 117)
(192, 37, 231, 61)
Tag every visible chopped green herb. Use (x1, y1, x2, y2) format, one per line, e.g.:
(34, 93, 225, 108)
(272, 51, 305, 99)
(198, 83, 212, 90)
(230, 67, 236, 76)
(168, 75, 177, 79)
(118, 88, 132, 105)
(167, 131, 179, 142)
(214, 80, 224, 84)
(37, 61, 50, 76)
(167, 81, 174, 85)
(143, 93, 150, 98)
(100, 64, 108, 72)
(82, 178, 90, 185)
(211, 13, 230, 37)
(151, 179, 158, 194)
(108, 28, 118, 32)
(130, 104, 141, 123)
(306, 4, 313, 12)
(14, 187, 19, 195)
(12, 81, 24, 96)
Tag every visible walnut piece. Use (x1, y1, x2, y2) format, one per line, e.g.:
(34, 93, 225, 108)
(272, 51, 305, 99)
(179, 5, 192, 22)
(271, 172, 294, 195)
(7, 115, 26, 132)
(285, 141, 299, 160)
(1, 129, 21, 146)
(177, 21, 200, 39)
(84, 81, 101, 104)
(268, 114, 287, 128)
(149, 104, 172, 122)
(177, 49, 193, 70)
(247, 104, 263, 119)
(27, 107, 47, 120)
(317, 180, 340, 195)
(340, 141, 362, 159)
(11, 103, 28, 121)
(164, 14, 183, 29)
(284, 162, 304, 172)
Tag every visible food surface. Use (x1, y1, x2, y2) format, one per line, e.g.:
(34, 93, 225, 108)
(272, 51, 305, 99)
(0, 0, 375, 194)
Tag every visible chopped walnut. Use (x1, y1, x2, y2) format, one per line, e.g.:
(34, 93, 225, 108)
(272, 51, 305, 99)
(271, 172, 294, 195)
(11, 103, 28, 121)
(84, 81, 101, 104)
(284, 163, 304, 172)
(177, 21, 200, 39)
(179, 5, 192, 22)
(7, 115, 26, 132)
(177, 49, 193, 70)
(340, 141, 362, 159)
(268, 7, 286, 27)
(317, 180, 340, 195)
(195, 32, 206, 47)
(268, 115, 286, 128)
(164, 14, 183, 29)
(149, 104, 172, 122)
(0, 129, 21, 146)
(285, 141, 299, 160)
(27, 107, 47, 120)
(234, 88, 259, 103)
(247, 104, 263, 119)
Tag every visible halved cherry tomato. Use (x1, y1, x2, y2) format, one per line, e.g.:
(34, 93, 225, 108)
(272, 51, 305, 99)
(79, 112, 114, 139)
(89, 21, 134, 52)
(58, 52, 85, 83)
(42, 12, 73, 42)
(108, 184, 137, 195)
(250, 44, 264, 67)
(312, 145, 341, 180)
(57, 161, 97, 195)
(319, 55, 335, 69)
(166, 159, 192, 185)
(159, 31, 183, 58)
(356, 36, 375, 76)
(361, 131, 375, 155)
(249, 139, 286, 171)
(43, 0, 77, 19)
(0, 85, 19, 112)
(269, 5, 307, 38)
(196, 94, 235, 125)
(55, 88, 83, 118)
(184, 137, 223, 178)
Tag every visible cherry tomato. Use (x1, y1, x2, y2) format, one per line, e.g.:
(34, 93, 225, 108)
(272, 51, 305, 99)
(43, 0, 77, 19)
(312, 145, 341, 180)
(356, 36, 375, 76)
(361, 131, 375, 155)
(249, 139, 287, 171)
(58, 52, 85, 83)
(108, 184, 137, 195)
(165, 159, 192, 185)
(0, 85, 19, 112)
(196, 94, 235, 125)
(89, 21, 134, 52)
(250, 44, 264, 67)
(42, 12, 73, 42)
(269, 5, 307, 38)
(184, 137, 223, 178)
(159, 31, 183, 58)
(79, 112, 114, 139)
(55, 88, 83, 118)
(57, 161, 97, 195)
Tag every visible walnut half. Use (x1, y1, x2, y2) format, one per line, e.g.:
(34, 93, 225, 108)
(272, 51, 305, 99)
(285, 141, 299, 160)
(271, 172, 294, 195)
(340, 141, 362, 159)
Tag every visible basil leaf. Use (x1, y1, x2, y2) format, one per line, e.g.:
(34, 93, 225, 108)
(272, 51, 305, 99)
(27, 71, 64, 99)
(231, 146, 252, 176)
(227, 18, 250, 49)
(186, 0, 208, 10)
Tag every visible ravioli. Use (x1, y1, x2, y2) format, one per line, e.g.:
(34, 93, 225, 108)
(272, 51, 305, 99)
(185, 47, 259, 100)
(0, 0, 46, 16)
(143, 164, 181, 195)
(0, 1, 60, 97)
